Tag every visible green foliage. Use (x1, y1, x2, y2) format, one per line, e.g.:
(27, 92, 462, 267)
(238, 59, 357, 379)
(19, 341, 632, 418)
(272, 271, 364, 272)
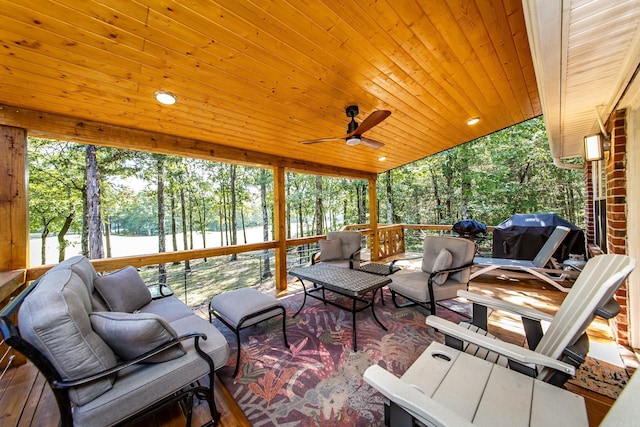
(27, 116, 585, 265)
(378, 117, 585, 227)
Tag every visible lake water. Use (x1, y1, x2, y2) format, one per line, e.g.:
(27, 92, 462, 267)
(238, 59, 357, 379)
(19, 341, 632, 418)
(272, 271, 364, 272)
(30, 227, 272, 266)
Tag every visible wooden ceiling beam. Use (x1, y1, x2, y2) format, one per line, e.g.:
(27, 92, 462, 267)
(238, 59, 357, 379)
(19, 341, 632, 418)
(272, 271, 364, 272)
(0, 104, 375, 181)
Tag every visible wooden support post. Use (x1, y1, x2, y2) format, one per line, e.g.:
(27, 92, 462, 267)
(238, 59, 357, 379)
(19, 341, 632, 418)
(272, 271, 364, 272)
(0, 125, 29, 271)
(273, 166, 288, 291)
(0, 125, 28, 368)
(368, 176, 379, 261)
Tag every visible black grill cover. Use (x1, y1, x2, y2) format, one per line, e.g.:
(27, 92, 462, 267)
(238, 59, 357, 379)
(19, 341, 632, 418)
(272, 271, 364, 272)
(492, 213, 585, 261)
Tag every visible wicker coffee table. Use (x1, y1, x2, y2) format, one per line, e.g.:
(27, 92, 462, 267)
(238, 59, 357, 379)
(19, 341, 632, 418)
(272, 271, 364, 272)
(289, 263, 392, 351)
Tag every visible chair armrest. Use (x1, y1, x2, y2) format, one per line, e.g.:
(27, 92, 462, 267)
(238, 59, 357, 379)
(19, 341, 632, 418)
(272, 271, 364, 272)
(348, 248, 362, 269)
(431, 262, 475, 276)
(348, 248, 362, 260)
(311, 250, 320, 265)
(52, 332, 208, 388)
(390, 256, 422, 269)
(364, 365, 473, 427)
(425, 316, 575, 376)
(457, 290, 555, 323)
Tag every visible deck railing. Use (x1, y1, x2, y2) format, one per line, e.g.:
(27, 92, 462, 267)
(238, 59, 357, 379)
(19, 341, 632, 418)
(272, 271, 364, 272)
(0, 223, 495, 369)
(0, 223, 494, 309)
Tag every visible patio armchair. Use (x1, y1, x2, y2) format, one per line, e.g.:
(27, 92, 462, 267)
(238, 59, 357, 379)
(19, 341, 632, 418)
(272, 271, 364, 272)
(470, 225, 578, 292)
(427, 253, 636, 387)
(388, 235, 475, 315)
(364, 254, 636, 427)
(365, 343, 640, 427)
(311, 230, 362, 269)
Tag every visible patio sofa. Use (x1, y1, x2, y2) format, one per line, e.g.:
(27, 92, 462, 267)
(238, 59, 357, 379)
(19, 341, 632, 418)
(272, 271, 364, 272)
(0, 256, 230, 427)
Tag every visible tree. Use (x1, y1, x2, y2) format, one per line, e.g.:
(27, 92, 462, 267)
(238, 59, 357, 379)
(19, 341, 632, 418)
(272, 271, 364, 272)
(229, 164, 238, 260)
(86, 145, 104, 259)
(28, 138, 84, 265)
(314, 176, 323, 235)
(156, 155, 167, 283)
(259, 168, 272, 278)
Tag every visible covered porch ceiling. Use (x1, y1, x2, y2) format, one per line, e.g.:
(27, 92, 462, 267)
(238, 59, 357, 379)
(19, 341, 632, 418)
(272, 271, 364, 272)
(1, 0, 541, 174)
(1, 1, 639, 175)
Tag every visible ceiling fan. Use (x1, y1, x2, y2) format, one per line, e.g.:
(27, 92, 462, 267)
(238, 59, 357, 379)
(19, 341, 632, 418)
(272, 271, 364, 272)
(301, 105, 391, 149)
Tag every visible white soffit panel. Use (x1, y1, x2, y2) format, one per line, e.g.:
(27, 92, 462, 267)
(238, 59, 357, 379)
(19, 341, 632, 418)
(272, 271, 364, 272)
(524, 0, 640, 161)
(562, 0, 640, 158)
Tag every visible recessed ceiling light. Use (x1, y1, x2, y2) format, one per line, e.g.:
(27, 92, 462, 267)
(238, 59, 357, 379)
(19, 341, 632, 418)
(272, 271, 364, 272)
(467, 117, 480, 126)
(378, 156, 387, 161)
(154, 90, 177, 105)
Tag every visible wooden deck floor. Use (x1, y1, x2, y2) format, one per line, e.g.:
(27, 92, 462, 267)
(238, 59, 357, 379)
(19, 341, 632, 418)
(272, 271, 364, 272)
(1, 271, 633, 427)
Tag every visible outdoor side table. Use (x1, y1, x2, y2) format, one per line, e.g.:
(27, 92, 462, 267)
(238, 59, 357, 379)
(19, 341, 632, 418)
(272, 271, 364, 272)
(358, 262, 401, 305)
(358, 262, 401, 276)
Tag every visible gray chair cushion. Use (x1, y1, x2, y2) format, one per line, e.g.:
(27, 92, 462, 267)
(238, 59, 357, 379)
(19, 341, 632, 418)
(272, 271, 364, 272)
(421, 236, 474, 285)
(432, 248, 453, 285)
(319, 238, 343, 261)
(18, 269, 117, 406)
(327, 231, 362, 260)
(90, 311, 186, 363)
(389, 270, 462, 303)
(319, 259, 353, 269)
(94, 266, 152, 312)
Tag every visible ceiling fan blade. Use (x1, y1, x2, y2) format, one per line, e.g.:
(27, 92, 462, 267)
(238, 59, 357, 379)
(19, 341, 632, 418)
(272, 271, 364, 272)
(352, 110, 391, 135)
(300, 136, 346, 144)
(360, 137, 385, 149)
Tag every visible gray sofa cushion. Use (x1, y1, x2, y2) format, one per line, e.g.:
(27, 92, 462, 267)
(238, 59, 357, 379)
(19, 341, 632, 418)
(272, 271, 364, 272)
(94, 266, 152, 312)
(139, 297, 195, 322)
(54, 255, 99, 293)
(73, 314, 230, 427)
(18, 269, 117, 406)
(90, 311, 186, 363)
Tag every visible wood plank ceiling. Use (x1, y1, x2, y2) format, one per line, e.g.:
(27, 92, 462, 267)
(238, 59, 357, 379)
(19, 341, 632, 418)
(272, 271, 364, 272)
(0, 0, 541, 174)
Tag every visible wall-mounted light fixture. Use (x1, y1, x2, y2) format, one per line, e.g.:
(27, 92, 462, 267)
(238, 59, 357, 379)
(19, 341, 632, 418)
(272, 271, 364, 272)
(154, 90, 177, 105)
(583, 133, 610, 162)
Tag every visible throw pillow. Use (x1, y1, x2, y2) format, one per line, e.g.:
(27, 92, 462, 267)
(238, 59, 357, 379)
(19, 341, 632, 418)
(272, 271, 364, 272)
(432, 248, 453, 285)
(94, 266, 152, 312)
(319, 238, 343, 261)
(90, 311, 186, 363)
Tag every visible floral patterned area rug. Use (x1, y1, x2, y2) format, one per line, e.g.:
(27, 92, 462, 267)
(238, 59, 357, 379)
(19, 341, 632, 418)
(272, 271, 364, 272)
(213, 288, 466, 427)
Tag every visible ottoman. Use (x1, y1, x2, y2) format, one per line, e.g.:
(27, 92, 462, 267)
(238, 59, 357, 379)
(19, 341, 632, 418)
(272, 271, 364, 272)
(209, 288, 289, 377)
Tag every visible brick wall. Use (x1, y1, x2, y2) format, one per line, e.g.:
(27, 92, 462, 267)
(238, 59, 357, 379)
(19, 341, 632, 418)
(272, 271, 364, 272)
(606, 109, 629, 345)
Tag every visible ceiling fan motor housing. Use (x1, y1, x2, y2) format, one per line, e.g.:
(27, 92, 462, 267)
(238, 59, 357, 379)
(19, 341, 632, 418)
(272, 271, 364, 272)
(345, 105, 359, 117)
(346, 105, 360, 133)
